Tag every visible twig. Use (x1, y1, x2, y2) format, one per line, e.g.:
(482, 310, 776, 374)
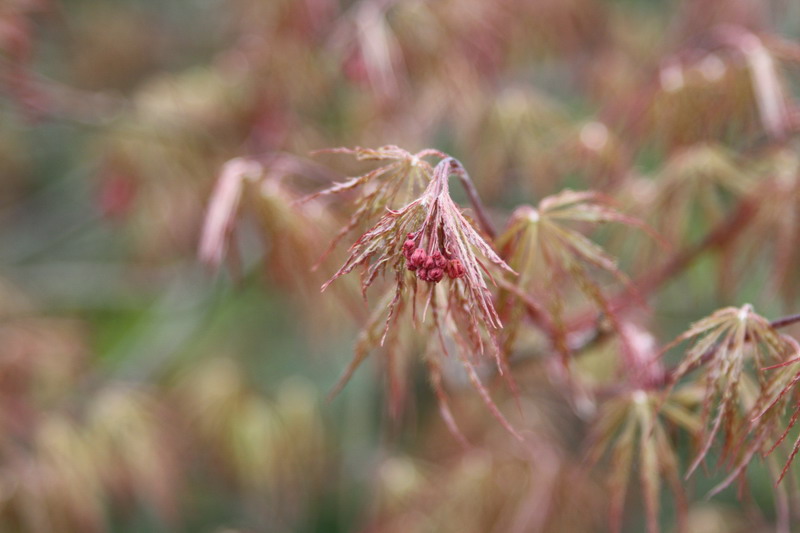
(450, 160, 497, 239)
(565, 198, 757, 334)
(771, 313, 800, 330)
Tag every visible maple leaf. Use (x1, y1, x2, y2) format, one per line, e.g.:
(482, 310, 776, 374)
(495, 190, 646, 359)
(321, 154, 520, 440)
(664, 304, 797, 488)
(587, 388, 699, 533)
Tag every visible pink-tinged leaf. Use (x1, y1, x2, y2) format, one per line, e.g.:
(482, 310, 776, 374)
(316, 148, 520, 438)
(496, 189, 651, 366)
(298, 163, 400, 204)
(608, 411, 636, 533)
(199, 158, 262, 268)
(665, 304, 800, 485)
(588, 391, 689, 533)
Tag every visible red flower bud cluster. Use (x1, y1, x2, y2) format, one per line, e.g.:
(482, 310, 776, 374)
(402, 233, 467, 283)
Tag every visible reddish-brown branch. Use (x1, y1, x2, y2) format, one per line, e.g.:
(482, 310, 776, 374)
(502, 191, 797, 394)
(631, 200, 756, 297)
(502, 198, 759, 375)
(771, 313, 800, 330)
(451, 160, 497, 239)
(565, 198, 757, 335)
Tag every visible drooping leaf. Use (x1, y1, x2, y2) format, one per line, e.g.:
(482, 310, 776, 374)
(665, 305, 798, 487)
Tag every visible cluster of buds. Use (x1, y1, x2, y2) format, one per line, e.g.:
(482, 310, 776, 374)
(402, 233, 466, 283)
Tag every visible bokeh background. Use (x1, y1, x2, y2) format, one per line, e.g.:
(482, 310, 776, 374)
(2, 0, 800, 532)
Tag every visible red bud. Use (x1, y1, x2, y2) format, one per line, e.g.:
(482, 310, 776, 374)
(409, 248, 427, 268)
(427, 268, 444, 282)
(446, 259, 466, 279)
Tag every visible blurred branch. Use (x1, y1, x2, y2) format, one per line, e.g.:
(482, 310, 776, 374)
(451, 159, 497, 239)
(566, 197, 758, 335)
(770, 313, 800, 330)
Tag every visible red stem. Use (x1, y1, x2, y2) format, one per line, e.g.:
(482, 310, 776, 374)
(771, 313, 800, 330)
(565, 198, 757, 334)
(450, 160, 497, 239)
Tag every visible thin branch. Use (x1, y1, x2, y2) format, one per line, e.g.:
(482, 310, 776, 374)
(501, 198, 759, 377)
(521, 193, 800, 393)
(566, 198, 757, 334)
(771, 313, 800, 330)
(633, 200, 756, 297)
(450, 160, 497, 239)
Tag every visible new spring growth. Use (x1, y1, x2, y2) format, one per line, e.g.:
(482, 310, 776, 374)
(402, 232, 466, 283)
(322, 156, 515, 337)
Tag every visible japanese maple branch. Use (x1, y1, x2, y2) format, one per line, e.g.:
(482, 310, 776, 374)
(503, 195, 766, 378)
(450, 160, 497, 239)
(770, 313, 800, 330)
(565, 197, 758, 334)
(631, 199, 757, 298)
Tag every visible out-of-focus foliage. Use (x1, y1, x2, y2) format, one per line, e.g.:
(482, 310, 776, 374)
(3, 0, 800, 532)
